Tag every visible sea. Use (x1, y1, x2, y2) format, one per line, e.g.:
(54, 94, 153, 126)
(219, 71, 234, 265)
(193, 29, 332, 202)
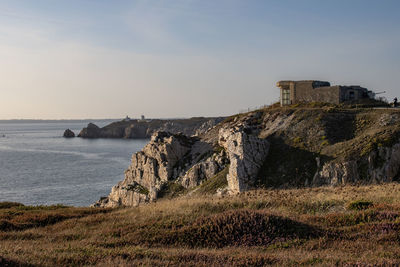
(0, 120, 149, 207)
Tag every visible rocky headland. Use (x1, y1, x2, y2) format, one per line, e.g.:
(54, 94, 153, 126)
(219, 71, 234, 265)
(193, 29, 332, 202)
(95, 105, 400, 207)
(76, 117, 225, 139)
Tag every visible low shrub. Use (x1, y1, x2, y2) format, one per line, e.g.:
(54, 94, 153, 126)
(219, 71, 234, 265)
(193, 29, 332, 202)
(160, 209, 320, 248)
(0, 202, 24, 209)
(348, 200, 373, 211)
(157, 182, 186, 198)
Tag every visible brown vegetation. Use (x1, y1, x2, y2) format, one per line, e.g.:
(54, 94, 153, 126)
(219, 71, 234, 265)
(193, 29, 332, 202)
(1, 184, 400, 266)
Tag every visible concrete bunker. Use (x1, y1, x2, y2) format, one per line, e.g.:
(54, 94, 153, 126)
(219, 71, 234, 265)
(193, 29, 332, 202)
(277, 80, 375, 106)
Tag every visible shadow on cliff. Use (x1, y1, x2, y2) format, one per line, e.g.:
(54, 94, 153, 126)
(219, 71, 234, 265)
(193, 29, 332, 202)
(321, 111, 356, 144)
(257, 136, 333, 188)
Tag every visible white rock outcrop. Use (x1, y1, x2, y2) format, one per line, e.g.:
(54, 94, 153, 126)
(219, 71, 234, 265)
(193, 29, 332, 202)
(94, 132, 196, 207)
(218, 128, 270, 193)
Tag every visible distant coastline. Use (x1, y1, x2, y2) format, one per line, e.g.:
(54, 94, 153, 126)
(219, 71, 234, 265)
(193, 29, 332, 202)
(72, 117, 225, 139)
(0, 119, 118, 123)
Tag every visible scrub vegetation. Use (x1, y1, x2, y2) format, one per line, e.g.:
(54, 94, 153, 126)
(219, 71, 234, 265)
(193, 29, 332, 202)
(2, 183, 400, 266)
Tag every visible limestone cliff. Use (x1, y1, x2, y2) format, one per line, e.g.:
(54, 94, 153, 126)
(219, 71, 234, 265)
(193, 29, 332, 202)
(95, 106, 400, 207)
(95, 132, 198, 207)
(313, 142, 400, 186)
(218, 127, 270, 193)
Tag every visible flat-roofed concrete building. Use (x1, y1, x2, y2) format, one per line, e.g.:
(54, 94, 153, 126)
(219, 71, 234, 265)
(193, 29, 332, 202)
(277, 80, 374, 106)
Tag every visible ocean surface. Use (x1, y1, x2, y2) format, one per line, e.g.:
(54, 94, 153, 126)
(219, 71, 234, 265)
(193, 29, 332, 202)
(0, 120, 148, 206)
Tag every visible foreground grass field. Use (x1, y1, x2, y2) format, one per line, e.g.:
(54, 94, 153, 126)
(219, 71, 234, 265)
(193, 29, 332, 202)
(2, 184, 400, 266)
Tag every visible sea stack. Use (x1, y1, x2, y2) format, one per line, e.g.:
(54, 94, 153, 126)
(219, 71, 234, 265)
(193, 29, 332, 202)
(63, 129, 75, 138)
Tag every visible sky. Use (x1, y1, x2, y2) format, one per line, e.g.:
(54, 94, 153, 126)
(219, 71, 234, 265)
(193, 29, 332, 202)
(0, 0, 399, 119)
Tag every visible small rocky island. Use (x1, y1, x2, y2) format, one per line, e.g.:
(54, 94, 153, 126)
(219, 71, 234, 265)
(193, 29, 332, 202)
(63, 129, 75, 138)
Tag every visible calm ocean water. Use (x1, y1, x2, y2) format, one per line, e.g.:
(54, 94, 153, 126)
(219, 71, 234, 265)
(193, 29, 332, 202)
(0, 120, 148, 206)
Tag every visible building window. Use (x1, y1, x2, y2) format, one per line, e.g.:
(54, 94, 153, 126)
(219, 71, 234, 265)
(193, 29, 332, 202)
(282, 89, 290, 105)
(349, 91, 355, 100)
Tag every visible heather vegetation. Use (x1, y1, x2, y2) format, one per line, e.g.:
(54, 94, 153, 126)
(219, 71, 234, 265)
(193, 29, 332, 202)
(2, 183, 400, 266)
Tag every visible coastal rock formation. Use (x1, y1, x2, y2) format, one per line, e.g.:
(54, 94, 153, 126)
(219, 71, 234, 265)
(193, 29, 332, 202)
(78, 117, 224, 139)
(312, 161, 359, 186)
(77, 123, 101, 138)
(219, 128, 270, 193)
(312, 142, 400, 186)
(95, 132, 200, 207)
(368, 143, 400, 183)
(180, 151, 227, 188)
(95, 126, 271, 207)
(95, 106, 400, 208)
(63, 129, 75, 138)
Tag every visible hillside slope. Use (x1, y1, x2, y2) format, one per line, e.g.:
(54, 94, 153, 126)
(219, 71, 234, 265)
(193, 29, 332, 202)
(95, 106, 400, 207)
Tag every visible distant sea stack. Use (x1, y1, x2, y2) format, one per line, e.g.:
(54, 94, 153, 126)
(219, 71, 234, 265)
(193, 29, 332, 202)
(76, 117, 225, 139)
(63, 129, 75, 138)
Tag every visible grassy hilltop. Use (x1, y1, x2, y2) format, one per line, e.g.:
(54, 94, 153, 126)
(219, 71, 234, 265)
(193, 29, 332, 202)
(2, 183, 400, 266)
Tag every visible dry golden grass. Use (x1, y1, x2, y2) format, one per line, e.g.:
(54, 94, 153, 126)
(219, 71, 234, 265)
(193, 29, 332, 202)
(2, 183, 400, 266)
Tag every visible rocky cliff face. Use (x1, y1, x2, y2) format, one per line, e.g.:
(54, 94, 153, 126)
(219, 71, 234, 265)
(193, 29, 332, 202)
(218, 127, 269, 193)
(312, 161, 359, 186)
(77, 117, 224, 139)
(95, 107, 400, 207)
(313, 142, 400, 186)
(95, 132, 198, 207)
(94, 125, 269, 207)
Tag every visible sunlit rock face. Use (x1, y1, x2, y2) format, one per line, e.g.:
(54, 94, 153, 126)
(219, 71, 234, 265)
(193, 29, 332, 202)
(95, 132, 197, 207)
(219, 128, 270, 193)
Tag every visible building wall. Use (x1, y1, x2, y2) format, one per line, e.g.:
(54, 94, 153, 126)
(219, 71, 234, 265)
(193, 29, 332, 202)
(292, 84, 341, 105)
(339, 87, 367, 102)
(277, 81, 369, 106)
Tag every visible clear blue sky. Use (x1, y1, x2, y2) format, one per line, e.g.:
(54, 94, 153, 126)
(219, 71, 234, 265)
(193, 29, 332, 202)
(0, 0, 399, 119)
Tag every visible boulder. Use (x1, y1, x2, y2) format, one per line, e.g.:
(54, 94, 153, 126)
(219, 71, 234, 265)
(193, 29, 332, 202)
(63, 129, 75, 138)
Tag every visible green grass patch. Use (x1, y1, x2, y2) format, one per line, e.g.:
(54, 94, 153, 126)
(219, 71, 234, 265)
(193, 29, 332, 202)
(124, 182, 149, 195)
(196, 165, 229, 194)
(158, 182, 186, 199)
(0, 202, 24, 209)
